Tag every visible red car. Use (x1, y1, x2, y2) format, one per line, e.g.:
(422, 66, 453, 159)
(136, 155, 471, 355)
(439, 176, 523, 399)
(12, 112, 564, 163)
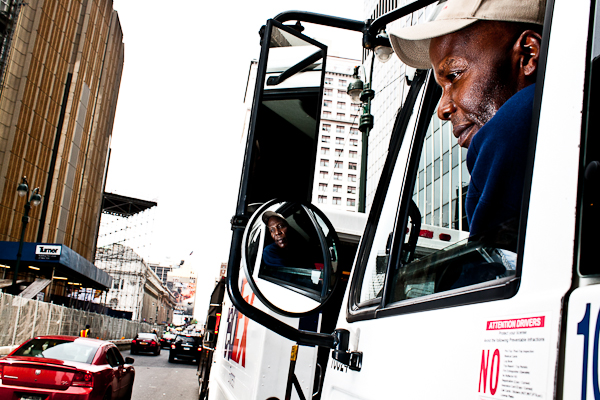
(0, 335, 135, 400)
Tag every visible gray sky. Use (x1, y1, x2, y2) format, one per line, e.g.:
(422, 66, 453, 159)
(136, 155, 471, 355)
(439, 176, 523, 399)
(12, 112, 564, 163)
(108, 0, 363, 319)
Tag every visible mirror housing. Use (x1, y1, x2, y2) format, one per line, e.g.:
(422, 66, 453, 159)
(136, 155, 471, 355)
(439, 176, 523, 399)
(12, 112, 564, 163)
(241, 199, 340, 317)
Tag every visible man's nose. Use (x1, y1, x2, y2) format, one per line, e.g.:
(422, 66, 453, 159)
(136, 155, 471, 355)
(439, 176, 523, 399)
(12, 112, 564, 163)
(437, 92, 456, 120)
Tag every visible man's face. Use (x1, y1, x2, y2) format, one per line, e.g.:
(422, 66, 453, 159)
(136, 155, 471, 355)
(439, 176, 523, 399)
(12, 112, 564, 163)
(430, 22, 521, 148)
(267, 216, 288, 248)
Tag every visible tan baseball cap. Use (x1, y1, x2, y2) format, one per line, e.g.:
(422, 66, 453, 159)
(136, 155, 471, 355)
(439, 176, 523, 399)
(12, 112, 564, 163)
(389, 0, 545, 69)
(262, 211, 286, 225)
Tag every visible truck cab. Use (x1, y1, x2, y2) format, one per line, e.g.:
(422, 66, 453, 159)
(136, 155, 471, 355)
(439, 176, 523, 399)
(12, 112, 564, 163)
(214, 0, 600, 398)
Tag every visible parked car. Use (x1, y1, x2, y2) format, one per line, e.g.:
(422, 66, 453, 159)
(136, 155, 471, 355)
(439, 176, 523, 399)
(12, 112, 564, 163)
(130, 333, 160, 355)
(159, 333, 176, 349)
(0, 335, 135, 400)
(169, 334, 202, 363)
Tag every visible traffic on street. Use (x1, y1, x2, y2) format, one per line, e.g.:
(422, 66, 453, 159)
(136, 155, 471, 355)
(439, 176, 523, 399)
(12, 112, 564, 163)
(129, 348, 199, 400)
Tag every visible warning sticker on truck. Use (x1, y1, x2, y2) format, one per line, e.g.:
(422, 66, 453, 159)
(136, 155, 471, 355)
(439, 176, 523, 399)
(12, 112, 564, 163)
(478, 315, 550, 399)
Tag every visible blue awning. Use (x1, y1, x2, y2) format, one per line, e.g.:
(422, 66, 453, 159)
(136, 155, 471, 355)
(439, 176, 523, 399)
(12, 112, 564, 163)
(0, 242, 112, 289)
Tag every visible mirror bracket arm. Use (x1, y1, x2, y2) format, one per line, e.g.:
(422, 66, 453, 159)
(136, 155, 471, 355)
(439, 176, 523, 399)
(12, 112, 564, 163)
(230, 215, 249, 230)
(273, 11, 365, 33)
(227, 229, 337, 349)
(331, 329, 363, 371)
(272, 0, 438, 51)
(267, 50, 324, 86)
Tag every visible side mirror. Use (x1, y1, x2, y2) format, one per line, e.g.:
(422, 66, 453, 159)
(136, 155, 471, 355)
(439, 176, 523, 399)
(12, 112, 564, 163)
(125, 357, 134, 365)
(240, 199, 340, 317)
(239, 19, 327, 210)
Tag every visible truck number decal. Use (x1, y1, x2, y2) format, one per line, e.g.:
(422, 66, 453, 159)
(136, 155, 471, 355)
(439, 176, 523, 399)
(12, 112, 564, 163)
(576, 303, 600, 399)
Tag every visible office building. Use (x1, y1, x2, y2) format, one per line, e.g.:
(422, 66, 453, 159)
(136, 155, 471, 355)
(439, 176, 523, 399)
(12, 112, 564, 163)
(312, 56, 362, 212)
(0, 0, 124, 297)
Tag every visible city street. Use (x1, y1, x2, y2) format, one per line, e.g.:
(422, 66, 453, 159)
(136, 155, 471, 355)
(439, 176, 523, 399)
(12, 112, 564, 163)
(129, 348, 199, 400)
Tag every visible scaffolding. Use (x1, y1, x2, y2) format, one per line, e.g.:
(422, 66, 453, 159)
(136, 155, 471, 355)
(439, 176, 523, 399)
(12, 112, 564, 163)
(94, 193, 158, 321)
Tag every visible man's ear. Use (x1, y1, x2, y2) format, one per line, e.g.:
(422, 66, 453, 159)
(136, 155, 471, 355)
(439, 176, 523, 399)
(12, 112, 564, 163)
(517, 30, 543, 80)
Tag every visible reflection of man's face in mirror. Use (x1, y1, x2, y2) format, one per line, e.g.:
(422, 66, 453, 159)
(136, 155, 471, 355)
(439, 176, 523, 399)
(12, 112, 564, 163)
(267, 216, 288, 249)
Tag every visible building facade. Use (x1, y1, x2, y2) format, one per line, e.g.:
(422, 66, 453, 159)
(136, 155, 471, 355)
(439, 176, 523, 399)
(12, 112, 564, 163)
(312, 56, 362, 212)
(95, 243, 176, 324)
(0, 0, 124, 263)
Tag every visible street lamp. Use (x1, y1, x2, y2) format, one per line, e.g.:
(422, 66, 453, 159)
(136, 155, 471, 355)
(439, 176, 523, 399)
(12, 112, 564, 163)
(347, 63, 375, 213)
(13, 176, 42, 288)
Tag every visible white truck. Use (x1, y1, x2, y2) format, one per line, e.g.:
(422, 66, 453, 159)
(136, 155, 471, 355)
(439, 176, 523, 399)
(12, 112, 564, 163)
(210, 0, 600, 398)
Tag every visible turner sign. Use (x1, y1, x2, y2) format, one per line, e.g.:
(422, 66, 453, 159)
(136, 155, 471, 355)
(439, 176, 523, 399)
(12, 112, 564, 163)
(35, 245, 61, 260)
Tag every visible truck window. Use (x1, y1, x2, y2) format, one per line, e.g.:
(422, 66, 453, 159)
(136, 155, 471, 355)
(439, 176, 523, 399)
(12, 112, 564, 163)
(353, 63, 540, 313)
(578, 0, 600, 277)
(389, 105, 518, 304)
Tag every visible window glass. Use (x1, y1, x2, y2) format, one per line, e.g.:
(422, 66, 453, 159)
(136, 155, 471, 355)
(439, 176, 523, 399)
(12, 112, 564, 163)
(358, 145, 406, 302)
(389, 105, 523, 304)
(357, 68, 531, 308)
(107, 347, 124, 367)
(14, 339, 99, 364)
(113, 347, 125, 365)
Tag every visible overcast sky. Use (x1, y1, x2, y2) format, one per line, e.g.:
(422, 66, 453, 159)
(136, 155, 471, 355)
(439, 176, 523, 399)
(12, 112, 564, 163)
(108, 0, 364, 320)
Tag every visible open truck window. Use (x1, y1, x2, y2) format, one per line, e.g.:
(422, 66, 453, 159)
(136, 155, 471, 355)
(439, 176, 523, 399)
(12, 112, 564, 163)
(352, 64, 538, 315)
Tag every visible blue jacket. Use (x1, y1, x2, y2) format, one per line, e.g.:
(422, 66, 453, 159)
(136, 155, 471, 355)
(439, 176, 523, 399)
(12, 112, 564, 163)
(465, 84, 535, 237)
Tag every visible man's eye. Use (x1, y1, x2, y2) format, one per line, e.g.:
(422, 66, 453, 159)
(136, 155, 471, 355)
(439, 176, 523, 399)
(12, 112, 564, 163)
(447, 72, 459, 82)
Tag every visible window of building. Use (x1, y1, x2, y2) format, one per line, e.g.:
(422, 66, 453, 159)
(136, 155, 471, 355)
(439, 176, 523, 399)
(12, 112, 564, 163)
(320, 159, 329, 167)
(350, 128, 360, 135)
(323, 111, 331, 118)
(333, 185, 341, 192)
(334, 173, 342, 181)
(349, 162, 357, 170)
(336, 125, 345, 133)
(324, 88, 333, 96)
(347, 198, 356, 206)
(348, 174, 356, 182)
(333, 197, 342, 205)
(322, 124, 331, 132)
(321, 147, 330, 155)
(336, 137, 344, 145)
(318, 195, 327, 203)
(351, 114, 359, 120)
(324, 100, 332, 107)
(335, 149, 343, 157)
(348, 186, 356, 194)
(319, 171, 328, 179)
(338, 79, 347, 87)
(334, 161, 343, 169)
(338, 91, 345, 98)
(337, 102, 346, 109)
(322, 135, 330, 143)
(325, 77, 333, 85)
(352, 103, 362, 111)
(349, 150, 358, 158)
(319, 183, 327, 192)
(337, 113, 345, 119)
(350, 139, 358, 146)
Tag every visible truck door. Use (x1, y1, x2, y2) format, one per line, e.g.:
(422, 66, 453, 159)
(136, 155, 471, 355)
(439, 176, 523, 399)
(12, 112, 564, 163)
(321, 1, 594, 398)
(561, 1, 600, 398)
